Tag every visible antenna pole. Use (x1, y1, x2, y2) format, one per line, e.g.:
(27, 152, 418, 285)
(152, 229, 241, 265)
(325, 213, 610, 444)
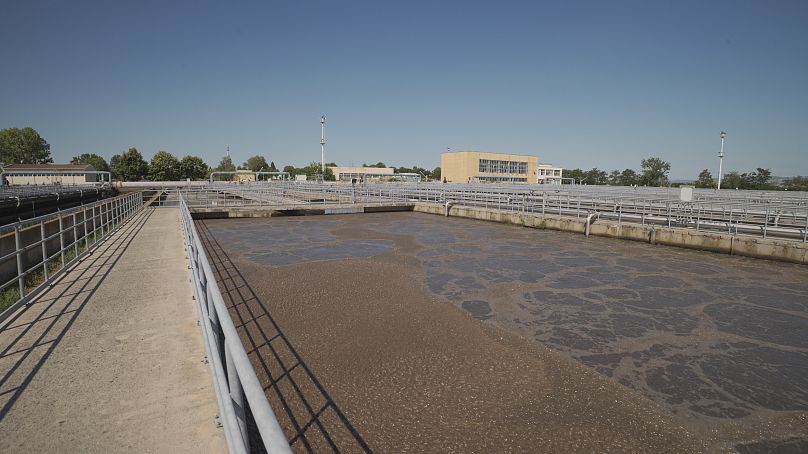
(717, 131, 726, 190)
(320, 115, 326, 173)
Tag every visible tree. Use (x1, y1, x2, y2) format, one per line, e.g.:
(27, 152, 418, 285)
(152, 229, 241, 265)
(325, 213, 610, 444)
(179, 155, 209, 180)
(299, 162, 335, 180)
(695, 169, 715, 188)
(750, 168, 772, 189)
(0, 127, 52, 164)
(721, 171, 746, 189)
(148, 151, 180, 181)
(269, 161, 278, 172)
(432, 167, 441, 179)
(215, 155, 236, 172)
(608, 170, 621, 185)
(639, 157, 671, 187)
(563, 168, 586, 184)
(109, 155, 121, 179)
(783, 176, 808, 191)
(282, 165, 297, 175)
(618, 169, 638, 186)
(112, 147, 148, 181)
(71, 153, 109, 172)
(363, 162, 387, 168)
(584, 168, 608, 185)
(243, 155, 269, 172)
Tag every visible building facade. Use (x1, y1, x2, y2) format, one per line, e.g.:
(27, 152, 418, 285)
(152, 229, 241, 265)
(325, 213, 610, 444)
(2, 163, 98, 185)
(440, 151, 539, 184)
(537, 164, 564, 184)
(328, 166, 395, 182)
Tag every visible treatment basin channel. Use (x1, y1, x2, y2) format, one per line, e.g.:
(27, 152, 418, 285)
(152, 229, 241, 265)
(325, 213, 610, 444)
(198, 211, 808, 453)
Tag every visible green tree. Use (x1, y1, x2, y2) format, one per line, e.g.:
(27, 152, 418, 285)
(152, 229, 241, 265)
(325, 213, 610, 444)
(215, 155, 236, 172)
(70, 153, 110, 172)
(618, 169, 638, 186)
(0, 127, 52, 164)
(639, 157, 671, 187)
(695, 169, 715, 188)
(749, 168, 772, 189)
(300, 162, 335, 180)
(721, 171, 747, 189)
(432, 167, 441, 179)
(148, 151, 180, 181)
(584, 168, 608, 185)
(109, 155, 121, 179)
(363, 162, 387, 168)
(783, 176, 808, 191)
(564, 168, 586, 184)
(179, 155, 209, 180)
(608, 170, 621, 185)
(112, 147, 148, 181)
(243, 155, 269, 172)
(282, 165, 298, 175)
(269, 161, 278, 172)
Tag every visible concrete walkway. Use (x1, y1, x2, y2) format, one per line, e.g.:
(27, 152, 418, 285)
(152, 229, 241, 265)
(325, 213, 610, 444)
(0, 208, 225, 453)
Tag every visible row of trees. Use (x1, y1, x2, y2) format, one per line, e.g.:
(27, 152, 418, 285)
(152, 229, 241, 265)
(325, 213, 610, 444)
(3, 127, 805, 188)
(565, 157, 672, 187)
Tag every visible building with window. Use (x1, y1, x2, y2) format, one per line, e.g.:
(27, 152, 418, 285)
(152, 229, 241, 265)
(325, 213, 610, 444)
(537, 164, 564, 184)
(1, 163, 98, 185)
(328, 166, 395, 182)
(440, 151, 539, 184)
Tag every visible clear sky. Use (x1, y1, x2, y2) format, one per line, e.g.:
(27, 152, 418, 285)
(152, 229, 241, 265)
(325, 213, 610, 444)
(1, 0, 806, 178)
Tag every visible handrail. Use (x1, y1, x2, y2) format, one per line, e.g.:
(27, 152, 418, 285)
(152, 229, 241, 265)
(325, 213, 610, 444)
(179, 194, 292, 454)
(0, 191, 144, 323)
(209, 171, 290, 183)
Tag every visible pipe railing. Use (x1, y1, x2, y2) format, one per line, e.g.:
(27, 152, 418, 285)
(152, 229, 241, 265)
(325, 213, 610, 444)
(136, 181, 808, 242)
(179, 194, 291, 454)
(0, 191, 143, 323)
(209, 171, 291, 183)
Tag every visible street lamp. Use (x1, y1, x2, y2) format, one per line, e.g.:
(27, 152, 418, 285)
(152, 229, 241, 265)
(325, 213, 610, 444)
(717, 131, 726, 190)
(320, 115, 326, 173)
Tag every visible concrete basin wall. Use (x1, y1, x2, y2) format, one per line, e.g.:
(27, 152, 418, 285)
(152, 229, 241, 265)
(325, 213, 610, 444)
(415, 202, 808, 265)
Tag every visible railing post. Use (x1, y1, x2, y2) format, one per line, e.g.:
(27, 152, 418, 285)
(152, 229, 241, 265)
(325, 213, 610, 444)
(83, 207, 90, 250)
(58, 214, 65, 268)
(41, 221, 49, 281)
(15, 226, 25, 298)
(225, 345, 249, 447)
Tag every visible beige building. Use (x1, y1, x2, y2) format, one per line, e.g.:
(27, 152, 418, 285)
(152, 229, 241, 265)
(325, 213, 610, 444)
(328, 166, 395, 182)
(232, 170, 257, 182)
(537, 164, 564, 184)
(2, 163, 98, 185)
(441, 151, 539, 184)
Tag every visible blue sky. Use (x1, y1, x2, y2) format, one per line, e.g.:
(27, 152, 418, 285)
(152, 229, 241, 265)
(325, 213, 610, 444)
(1, 0, 806, 178)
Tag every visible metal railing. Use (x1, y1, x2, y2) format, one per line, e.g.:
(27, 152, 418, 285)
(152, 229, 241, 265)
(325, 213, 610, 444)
(179, 194, 291, 454)
(0, 191, 143, 322)
(147, 181, 808, 242)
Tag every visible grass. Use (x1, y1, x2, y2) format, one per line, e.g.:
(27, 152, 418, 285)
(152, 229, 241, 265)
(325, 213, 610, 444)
(0, 238, 89, 315)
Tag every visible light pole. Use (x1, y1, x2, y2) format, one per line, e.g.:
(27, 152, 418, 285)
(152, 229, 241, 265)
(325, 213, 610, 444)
(717, 131, 726, 189)
(320, 115, 326, 174)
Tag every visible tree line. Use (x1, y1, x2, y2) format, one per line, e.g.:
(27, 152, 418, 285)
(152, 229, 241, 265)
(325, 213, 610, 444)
(2, 127, 803, 189)
(565, 156, 808, 191)
(564, 157, 672, 187)
(0, 127, 443, 182)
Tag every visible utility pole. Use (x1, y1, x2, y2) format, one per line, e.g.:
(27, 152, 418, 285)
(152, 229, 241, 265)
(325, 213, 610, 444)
(320, 115, 326, 173)
(717, 131, 726, 189)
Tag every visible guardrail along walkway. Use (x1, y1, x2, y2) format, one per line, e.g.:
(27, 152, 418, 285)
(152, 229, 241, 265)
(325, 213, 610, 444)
(0, 208, 225, 453)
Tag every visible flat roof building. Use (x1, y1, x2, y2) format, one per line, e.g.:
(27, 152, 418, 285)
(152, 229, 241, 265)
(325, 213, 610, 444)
(441, 151, 539, 184)
(328, 166, 395, 182)
(537, 164, 564, 184)
(2, 163, 98, 185)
